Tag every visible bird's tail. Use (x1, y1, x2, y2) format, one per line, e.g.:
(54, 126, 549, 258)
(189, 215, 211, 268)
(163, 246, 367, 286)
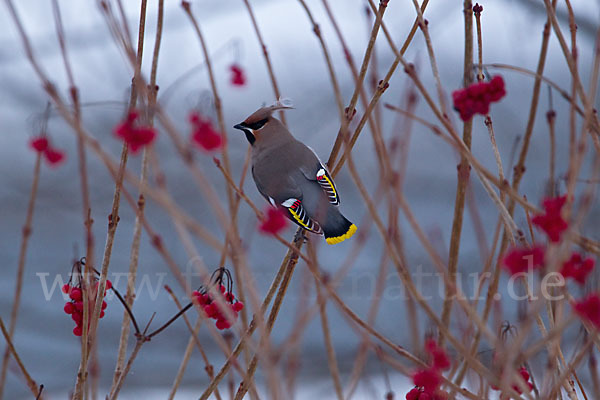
(323, 213, 357, 245)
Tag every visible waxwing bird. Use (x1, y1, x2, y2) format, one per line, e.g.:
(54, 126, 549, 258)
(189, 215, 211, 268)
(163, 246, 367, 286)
(234, 101, 357, 244)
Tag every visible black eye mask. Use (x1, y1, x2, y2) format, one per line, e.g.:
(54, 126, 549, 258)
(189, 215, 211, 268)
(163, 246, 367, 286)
(233, 118, 269, 145)
(244, 118, 268, 130)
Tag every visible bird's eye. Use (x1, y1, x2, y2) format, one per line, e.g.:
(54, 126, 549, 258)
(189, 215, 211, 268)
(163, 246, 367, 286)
(246, 118, 268, 130)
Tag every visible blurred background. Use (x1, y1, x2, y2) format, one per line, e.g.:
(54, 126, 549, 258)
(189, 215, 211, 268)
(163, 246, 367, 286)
(1, 0, 599, 398)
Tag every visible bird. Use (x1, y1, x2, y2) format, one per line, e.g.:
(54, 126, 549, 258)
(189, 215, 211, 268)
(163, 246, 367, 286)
(234, 101, 357, 245)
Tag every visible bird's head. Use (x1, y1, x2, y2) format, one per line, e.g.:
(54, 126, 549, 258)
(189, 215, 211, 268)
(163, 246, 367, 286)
(233, 99, 293, 145)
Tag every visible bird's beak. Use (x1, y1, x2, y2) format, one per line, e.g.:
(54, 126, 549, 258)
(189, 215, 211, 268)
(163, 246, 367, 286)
(233, 123, 245, 131)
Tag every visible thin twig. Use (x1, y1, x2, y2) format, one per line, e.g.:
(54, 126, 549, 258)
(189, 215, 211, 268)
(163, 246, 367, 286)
(107, 340, 143, 400)
(297, 0, 344, 121)
(164, 285, 223, 400)
(440, 0, 474, 346)
(241, 0, 287, 125)
(0, 152, 41, 398)
(167, 319, 202, 400)
(112, 0, 163, 387)
(453, 0, 557, 385)
(326, 0, 389, 168)
(306, 241, 343, 400)
(233, 230, 304, 400)
(0, 317, 42, 399)
(198, 237, 295, 400)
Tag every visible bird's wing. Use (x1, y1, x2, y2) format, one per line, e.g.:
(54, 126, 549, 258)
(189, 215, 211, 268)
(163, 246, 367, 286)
(251, 150, 324, 234)
(280, 198, 322, 234)
(297, 145, 340, 206)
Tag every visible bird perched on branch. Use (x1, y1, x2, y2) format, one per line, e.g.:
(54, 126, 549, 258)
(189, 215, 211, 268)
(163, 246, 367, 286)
(234, 100, 356, 244)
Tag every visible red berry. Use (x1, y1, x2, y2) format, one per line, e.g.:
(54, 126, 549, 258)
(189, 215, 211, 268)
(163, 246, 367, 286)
(201, 293, 210, 305)
(69, 288, 82, 301)
(30, 137, 49, 152)
(406, 388, 420, 400)
(105, 280, 112, 290)
(259, 207, 288, 235)
(219, 284, 226, 293)
(75, 301, 84, 312)
(229, 64, 247, 86)
(114, 111, 157, 154)
(101, 300, 107, 310)
(232, 301, 244, 312)
(189, 112, 223, 152)
(100, 310, 105, 318)
(212, 308, 223, 321)
(62, 284, 71, 294)
(72, 313, 83, 324)
(225, 292, 235, 302)
(413, 368, 441, 395)
(204, 303, 218, 319)
(44, 148, 65, 165)
(64, 302, 75, 314)
(216, 319, 230, 330)
(73, 326, 83, 336)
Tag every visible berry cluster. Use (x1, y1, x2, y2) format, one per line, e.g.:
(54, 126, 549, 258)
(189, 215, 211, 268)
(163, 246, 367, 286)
(29, 136, 65, 166)
(561, 252, 595, 284)
(452, 75, 506, 121)
(189, 112, 223, 151)
(406, 386, 446, 400)
(114, 110, 157, 154)
(62, 280, 112, 337)
(532, 195, 568, 242)
(192, 284, 244, 330)
(407, 339, 450, 399)
(491, 366, 533, 395)
(229, 64, 247, 86)
(502, 245, 545, 276)
(497, 195, 599, 329)
(502, 195, 597, 278)
(574, 293, 600, 329)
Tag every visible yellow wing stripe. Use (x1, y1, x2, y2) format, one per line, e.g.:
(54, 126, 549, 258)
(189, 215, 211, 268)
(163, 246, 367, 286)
(289, 208, 311, 230)
(325, 224, 357, 245)
(321, 173, 337, 200)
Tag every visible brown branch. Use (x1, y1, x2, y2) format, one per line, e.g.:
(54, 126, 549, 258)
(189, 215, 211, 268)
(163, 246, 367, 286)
(107, 340, 143, 400)
(180, 1, 235, 209)
(233, 230, 304, 400)
(0, 153, 42, 398)
(112, 0, 164, 387)
(167, 319, 203, 400)
(164, 286, 223, 400)
(241, 0, 287, 125)
(307, 242, 343, 400)
(344, 252, 389, 398)
(328, 0, 429, 172)
(453, 0, 557, 387)
(440, 0, 474, 346)
(179, 7, 261, 358)
(199, 229, 304, 400)
(297, 0, 344, 120)
(76, 1, 148, 396)
(0, 317, 42, 399)
(326, 0, 389, 168)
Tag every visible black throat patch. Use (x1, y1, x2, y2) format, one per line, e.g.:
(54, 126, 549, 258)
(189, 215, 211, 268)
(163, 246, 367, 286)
(243, 129, 256, 145)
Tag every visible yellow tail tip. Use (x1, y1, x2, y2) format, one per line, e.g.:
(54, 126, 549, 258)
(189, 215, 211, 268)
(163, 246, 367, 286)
(325, 224, 357, 245)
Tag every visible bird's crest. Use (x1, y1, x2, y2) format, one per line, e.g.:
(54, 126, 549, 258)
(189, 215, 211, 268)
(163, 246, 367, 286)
(244, 98, 293, 124)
